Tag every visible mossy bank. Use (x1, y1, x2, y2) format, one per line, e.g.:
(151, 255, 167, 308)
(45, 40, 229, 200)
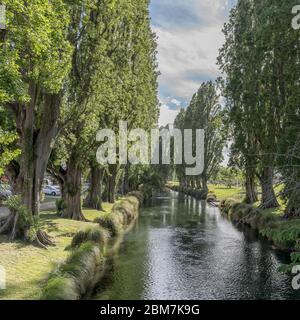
(168, 183, 300, 268)
(219, 199, 300, 253)
(40, 193, 143, 300)
(167, 185, 214, 202)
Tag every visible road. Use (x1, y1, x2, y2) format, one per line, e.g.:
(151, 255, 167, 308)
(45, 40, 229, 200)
(0, 201, 56, 220)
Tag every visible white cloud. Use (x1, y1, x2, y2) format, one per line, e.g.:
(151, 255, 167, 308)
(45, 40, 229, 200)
(153, 24, 225, 98)
(159, 105, 180, 127)
(152, 0, 235, 126)
(171, 98, 181, 107)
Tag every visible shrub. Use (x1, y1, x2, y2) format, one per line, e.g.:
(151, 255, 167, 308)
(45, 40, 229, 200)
(260, 221, 300, 250)
(219, 198, 238, 215)
(70, 226, 109, 250)
(41, 242, 104, 300)
(5, 195, 39, 239)
(94, 215, 122, 237)
(127, 191, 144, 205)
(279, 252, 300, 274)
(41, 276, 79, 300)
(56, 198, 66, 215)
(113, 197, 139, 224)
(207, 193, 217, 202)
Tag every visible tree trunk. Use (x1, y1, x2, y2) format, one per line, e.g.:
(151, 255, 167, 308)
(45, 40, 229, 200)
(244, 172, 258, 204)
(84, 164, 103, 211)
(284, 188, 300, 219)
(61, 155, 86, 221)
(58, 176, 67, 200)
(107, 165, 117, 203)
(123, 164, 130, 194)
(259, 166, 279, 209)
(1, 88, 60, 247)
(196, 179, 202, 189)
(201, 176, 208, 192)
(108, 175, 116, 203)
(191, 178, 195, 189)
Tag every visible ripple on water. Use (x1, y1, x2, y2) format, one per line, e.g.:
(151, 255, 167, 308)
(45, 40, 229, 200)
(95, 192, 300, 300)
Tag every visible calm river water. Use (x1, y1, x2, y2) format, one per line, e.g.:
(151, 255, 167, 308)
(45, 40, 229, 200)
(95, 191, 300, 300)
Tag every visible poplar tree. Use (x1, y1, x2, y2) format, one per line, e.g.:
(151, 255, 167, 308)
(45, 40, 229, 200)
(0, 0, 72, 246)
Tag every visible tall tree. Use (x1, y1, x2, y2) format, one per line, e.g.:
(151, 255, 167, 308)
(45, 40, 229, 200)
(49, 0, 159, 214)
(217, 0, 299, 208)
(0, 0, 72, 246)
(174, 82, 227, 192)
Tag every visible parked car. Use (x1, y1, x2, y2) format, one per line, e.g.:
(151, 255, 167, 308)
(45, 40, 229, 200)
(43, 185, 61, 197)
(0, 184, 12, 201)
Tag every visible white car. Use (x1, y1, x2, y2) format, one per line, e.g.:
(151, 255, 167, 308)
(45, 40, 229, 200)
(43, 185, 61, 197)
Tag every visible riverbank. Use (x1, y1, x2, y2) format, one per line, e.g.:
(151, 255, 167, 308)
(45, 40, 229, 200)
(94, 191, 298, 299)
(219, 199, 300, 253)
(0, 193, 142, 300)
(167, 183, 300, 254)
(40, 192, 142, 300)
(166, 182, 245, 202)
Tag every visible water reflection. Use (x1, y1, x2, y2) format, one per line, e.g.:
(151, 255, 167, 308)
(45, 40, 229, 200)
(95, 191, 300, 300)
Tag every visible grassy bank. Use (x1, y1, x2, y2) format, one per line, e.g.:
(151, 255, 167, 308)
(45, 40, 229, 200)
(219, 199, 300, 253)
(167, 181, 244, 201)
(0, 202, 116, 300)
(40, 194, 142, 300)
(167, 182, 300, 255)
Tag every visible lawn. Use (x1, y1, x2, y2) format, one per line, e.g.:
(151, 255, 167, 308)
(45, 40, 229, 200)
(167, 181, 245, 201)
(208, 184, 245, 201)
(0, 203, 114, 300)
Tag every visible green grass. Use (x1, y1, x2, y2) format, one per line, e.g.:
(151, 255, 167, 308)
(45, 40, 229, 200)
(0, 204, 113, 300)
(42, 196, 57, 204)
(40, 195, 141, 300)
(167, 181, 245, 201)
(219, 196, 300, 252)
(69, 226, 109, 250)
(41, 242, 104, 300)
(208, 184, 245, 201)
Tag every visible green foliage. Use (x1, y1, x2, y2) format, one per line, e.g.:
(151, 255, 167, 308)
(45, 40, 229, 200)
(207, 193, 217, 202)
(127, 191, 144, 205)
(219, 198, 278, 230)
(128, 165, 164, 195)
(1, 0, 72, 97)
(220, 197, 300, 251)
(212, 166, 244, 188)
(40, 276, 79, 300)
(94, 215, 121, 237)
(0, 128, 20, 175)
(113, 197, 139, 224)
(219, 198, 239, 216)
(168, 185, 208, 200)
(5, 195, 39, 239)
(174, 81, 227, 189)
(94, 194, 140, 235)
(41, 242, 104, 300)
(56, 198, 66, 215)
(218, 0, 300, 210)
(261, 221, 300, 250)
(291, 253, 300, 264)
(51, 0, 159, 208)
(70, 226, 109, 250)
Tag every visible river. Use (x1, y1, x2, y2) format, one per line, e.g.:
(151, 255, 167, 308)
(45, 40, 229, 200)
(94, 190, 300, 300)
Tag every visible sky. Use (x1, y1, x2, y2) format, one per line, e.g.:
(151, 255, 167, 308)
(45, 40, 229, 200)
(149, 0, 236, 126)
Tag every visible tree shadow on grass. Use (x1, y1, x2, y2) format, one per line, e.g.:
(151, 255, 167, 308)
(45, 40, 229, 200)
(39, 212, 63, 234)
(0, 235, 29, 249)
